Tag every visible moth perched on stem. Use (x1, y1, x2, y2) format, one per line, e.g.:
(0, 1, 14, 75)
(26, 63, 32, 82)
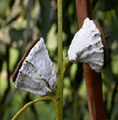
(13, 38, 56, 96)
(68, 18, 108, 72)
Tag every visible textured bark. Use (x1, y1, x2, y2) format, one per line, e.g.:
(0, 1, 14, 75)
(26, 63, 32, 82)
(75, 0, 106, 120)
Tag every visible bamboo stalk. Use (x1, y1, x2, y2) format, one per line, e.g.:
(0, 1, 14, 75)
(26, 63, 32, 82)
(75, 0, 106, 120)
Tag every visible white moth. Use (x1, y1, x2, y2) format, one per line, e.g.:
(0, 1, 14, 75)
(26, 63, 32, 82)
(15, 38, 56, 95)
(68, 18, 104, 72)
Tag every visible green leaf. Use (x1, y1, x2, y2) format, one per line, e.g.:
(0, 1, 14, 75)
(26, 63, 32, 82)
(0, 0, 12, 19)
(115, 7, 118, 17)
(92, 0, 99, 9)
(38, 0, 50, 39)
(9, 28, 24, 42)
(98, 0, 118, 11)
(21, 0, 34, 55)
(111, 96, 118, 120)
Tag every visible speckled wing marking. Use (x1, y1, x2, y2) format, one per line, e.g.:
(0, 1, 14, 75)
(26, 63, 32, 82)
(68, 18, 105, 72)
(15, 38, 56, 96)
(93, 20, 108, 67)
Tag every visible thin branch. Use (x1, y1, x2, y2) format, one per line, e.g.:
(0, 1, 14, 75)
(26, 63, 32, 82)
(11, 96, 52, 120)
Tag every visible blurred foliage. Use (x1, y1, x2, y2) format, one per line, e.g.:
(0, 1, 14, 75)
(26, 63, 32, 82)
(0, 0, 118, 120)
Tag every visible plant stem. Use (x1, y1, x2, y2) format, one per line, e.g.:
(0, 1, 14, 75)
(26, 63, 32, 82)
(58, 0, 63, 70)
(54, 58, 70, 120)
(75, 0, 106, 120)
(11, 96, 52, 120)
(54, 0, 64, 120)
(55, 73, 64, 120)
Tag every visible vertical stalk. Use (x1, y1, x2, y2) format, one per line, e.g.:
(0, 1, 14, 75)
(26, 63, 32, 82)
(58, 0, 63, 69)
(21, 0, 33, 56)
(55, 72, 64, 120)
(75, 0, 106, 120)
(54, 0, 64, 120)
